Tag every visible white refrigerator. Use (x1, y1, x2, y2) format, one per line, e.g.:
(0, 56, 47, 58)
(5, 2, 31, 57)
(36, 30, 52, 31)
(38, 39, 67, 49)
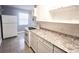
(2, 15, 17, 39)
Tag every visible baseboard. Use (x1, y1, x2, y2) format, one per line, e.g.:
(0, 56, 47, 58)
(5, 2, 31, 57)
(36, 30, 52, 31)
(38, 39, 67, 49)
(3, 36, 17, 39)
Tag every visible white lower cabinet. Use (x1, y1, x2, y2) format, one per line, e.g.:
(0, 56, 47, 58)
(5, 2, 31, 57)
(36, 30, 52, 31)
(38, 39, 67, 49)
(30, 32, 38, 52)
(53, 45, 66, 53)
(38, 39, 53, 53)
(30, 32, 66, 53)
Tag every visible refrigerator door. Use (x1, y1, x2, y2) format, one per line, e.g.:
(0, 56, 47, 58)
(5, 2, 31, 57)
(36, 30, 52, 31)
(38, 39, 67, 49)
(2, 15, 17, 24)
(3, 24, 17, 38)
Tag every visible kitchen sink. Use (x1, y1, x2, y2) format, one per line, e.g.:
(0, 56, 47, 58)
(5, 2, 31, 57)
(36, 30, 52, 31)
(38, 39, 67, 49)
(28, 27, 36, 30)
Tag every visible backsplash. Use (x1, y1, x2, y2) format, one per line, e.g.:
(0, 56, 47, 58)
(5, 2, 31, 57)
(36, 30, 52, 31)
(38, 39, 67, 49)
(39, 21, 79, 38)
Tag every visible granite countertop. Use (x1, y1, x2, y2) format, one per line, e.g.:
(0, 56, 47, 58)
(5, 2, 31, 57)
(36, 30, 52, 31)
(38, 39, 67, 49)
(31, 29, 79, 53)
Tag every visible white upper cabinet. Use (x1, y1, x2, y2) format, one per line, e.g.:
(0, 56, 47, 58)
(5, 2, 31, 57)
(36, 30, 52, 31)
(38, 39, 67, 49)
(34, 5, 79, 23)
(50, 5, 79, 20)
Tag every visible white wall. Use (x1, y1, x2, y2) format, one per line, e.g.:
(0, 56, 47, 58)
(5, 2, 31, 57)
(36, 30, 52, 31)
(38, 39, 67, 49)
(36, 5, 53, 21)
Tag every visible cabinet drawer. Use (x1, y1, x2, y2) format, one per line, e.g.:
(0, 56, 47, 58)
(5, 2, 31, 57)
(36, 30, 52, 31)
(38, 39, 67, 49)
(54, 45, 66, 53)
(38, 39, 53, 53)
(38, 35, 53, 49)
(43, 40, 53, 49)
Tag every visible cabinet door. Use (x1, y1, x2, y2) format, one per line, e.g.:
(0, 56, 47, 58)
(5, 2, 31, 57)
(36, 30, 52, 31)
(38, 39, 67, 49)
(54, 45, 66, 53)
(30, 32, 38, 52)
(38, 39, 53, 53)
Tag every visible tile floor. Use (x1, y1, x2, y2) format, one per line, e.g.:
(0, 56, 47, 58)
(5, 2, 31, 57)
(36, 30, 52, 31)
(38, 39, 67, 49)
(0, 32, 33, 53)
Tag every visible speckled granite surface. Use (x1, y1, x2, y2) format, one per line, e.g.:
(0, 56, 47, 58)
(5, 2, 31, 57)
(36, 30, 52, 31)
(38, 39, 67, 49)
(31, 29, 79, 53)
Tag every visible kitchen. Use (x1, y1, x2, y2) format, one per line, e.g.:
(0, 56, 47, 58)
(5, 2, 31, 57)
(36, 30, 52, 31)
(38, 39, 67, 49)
(0, 5, 79, 53)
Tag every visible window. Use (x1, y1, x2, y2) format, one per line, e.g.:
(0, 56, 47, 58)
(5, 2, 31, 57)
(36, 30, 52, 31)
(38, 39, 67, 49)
(19, 12, 29, 25)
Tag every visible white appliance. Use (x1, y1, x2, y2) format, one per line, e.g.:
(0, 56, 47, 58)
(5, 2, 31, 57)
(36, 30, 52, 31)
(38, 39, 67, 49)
(2, 15, 17, 39)
(25, 27, 36, 47)
(25, 27, 31, 47)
